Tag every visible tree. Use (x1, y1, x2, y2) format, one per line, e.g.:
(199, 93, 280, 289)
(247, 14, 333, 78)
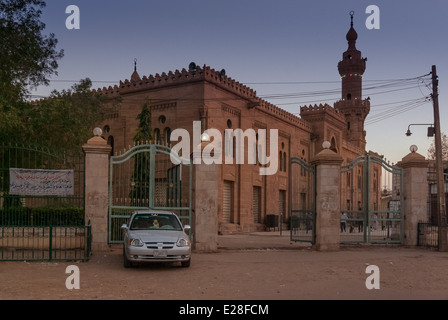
(26, 78, 119, 152)
(130, 102, 153, 206)
(428, 132, 448, 161)
(0, 0, 64, 105)
(133, 101, 153, 144)
(0, 78, 120, 152)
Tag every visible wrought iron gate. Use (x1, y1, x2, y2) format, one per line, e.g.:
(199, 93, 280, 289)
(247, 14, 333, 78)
(109, 143, 192, 243)
(289, 157, 316, 243)
(340, 155, 403, 244)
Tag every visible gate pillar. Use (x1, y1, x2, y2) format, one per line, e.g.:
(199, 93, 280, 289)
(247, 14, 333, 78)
(83, 129, 111, 253)
(192, 145, 219, 253)
(311, 143, 343, 251)
(397, 149, 428, 246)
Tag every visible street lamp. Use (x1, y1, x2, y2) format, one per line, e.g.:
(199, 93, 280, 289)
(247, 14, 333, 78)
(405, 124, 434, 137)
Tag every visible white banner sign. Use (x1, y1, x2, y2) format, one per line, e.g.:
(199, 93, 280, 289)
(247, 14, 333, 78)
(9, 168, 74, 196)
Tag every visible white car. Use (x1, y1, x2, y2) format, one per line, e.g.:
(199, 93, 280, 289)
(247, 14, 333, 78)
(121, 210, 191, 268)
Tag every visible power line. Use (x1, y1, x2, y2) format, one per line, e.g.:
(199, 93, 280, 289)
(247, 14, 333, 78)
(29, 73, 433, 126)
(43, 74, 430, 88)
(365, 97, 431, 126)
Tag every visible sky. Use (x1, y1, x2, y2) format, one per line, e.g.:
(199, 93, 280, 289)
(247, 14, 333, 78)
(30, 0, 448, 164)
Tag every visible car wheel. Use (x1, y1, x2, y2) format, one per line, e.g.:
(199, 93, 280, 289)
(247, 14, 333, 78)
(181, 259, 191, 268)
(123, 248, 133, 268)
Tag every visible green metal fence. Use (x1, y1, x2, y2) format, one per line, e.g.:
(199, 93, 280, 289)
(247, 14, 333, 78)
(0, 225, 91, 261)
(0, 141, 88, 261)
(0, 141, 85, 216)
(417, 222, 438, 248)
(289, 157, 316, 243)
(0, 206, 84, 226)
(340, 155, 404, 244)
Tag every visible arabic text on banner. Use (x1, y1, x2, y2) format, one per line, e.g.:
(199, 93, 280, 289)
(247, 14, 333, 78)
(9, 168, 75, 196)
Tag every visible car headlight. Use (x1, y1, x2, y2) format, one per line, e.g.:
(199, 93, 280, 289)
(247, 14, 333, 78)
(177, 238, 190, 247)
(130, 238, 144, 247)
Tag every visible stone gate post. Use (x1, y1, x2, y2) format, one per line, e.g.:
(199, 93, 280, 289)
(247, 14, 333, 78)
(397, 149, 429, 246)
(82, 129, 111, 253)
(311, 143, 344, 251)
(191, 141, 219, 253)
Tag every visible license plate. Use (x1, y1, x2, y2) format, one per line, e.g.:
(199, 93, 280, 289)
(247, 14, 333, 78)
(153, 250, 167, 257)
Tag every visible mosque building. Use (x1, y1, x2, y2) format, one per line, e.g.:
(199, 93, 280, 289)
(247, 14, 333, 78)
(98, 14, 381, 234)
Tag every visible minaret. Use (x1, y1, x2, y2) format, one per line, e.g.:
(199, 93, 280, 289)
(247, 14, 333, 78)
(334, 11, 370, 151)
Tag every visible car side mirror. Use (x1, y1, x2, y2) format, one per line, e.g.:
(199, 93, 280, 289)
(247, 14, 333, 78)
(183, 225, 191, 232)
(121, 224, 128, 230)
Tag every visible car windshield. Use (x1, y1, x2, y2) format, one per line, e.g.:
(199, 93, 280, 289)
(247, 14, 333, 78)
(130, 213, 182, 231)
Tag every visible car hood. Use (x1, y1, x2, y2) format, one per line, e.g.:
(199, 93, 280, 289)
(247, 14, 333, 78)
(129, 230, 187, 243)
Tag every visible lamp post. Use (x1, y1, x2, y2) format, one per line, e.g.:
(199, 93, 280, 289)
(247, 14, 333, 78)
(431, 65, 448, 251)
(405, 66, 447, 251)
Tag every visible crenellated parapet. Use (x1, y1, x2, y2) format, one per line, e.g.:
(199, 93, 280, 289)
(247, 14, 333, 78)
(301, 103, 339, 114)
(202, 65, 257, 99)
(257, 99, 312, 132)
(92, 85, 120, 97)
(102, 64, 258, 101)
(334, 98, 370, 116)
(93, 63, 313, 132)
(300, 103, 346, 124)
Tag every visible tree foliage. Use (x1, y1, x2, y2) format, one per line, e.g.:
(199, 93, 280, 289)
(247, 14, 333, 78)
(130, 102, 153, 206)
(0, 1, 119, 153)
(428, 132, 448, 161)
(1, 78, 120, 152)
(0, 0, 64, 105)
(133, 101, 153, 144)
(30, 79, 119, 151)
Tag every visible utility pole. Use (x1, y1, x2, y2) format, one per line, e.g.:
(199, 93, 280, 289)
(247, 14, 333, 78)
(431, 65, 448, 251)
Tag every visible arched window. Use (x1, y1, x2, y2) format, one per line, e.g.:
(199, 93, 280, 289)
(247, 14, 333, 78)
(164, 127, 171, 145)
(283, 152, 287, 172)
(107, 136, 114, 155)
(330, 137, 338, 153)
(154, 128, 161, 144)
(279, 151, 283, 171)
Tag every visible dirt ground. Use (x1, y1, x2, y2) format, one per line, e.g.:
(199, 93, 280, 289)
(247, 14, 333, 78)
(1, 232, 448, 300)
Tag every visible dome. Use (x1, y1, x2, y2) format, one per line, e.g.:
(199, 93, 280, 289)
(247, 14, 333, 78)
(346, 11, 358, 47)
(346, 25, 358, 42)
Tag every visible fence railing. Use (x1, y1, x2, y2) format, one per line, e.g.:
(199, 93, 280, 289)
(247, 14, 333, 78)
(0, 206, 84, 226)
(0, 225, 91, 261)
(290, 210, 315, 243)
(417, 222, 438, 248)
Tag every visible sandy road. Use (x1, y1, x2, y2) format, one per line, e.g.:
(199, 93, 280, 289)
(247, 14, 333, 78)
(1, 236, 448, 301)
